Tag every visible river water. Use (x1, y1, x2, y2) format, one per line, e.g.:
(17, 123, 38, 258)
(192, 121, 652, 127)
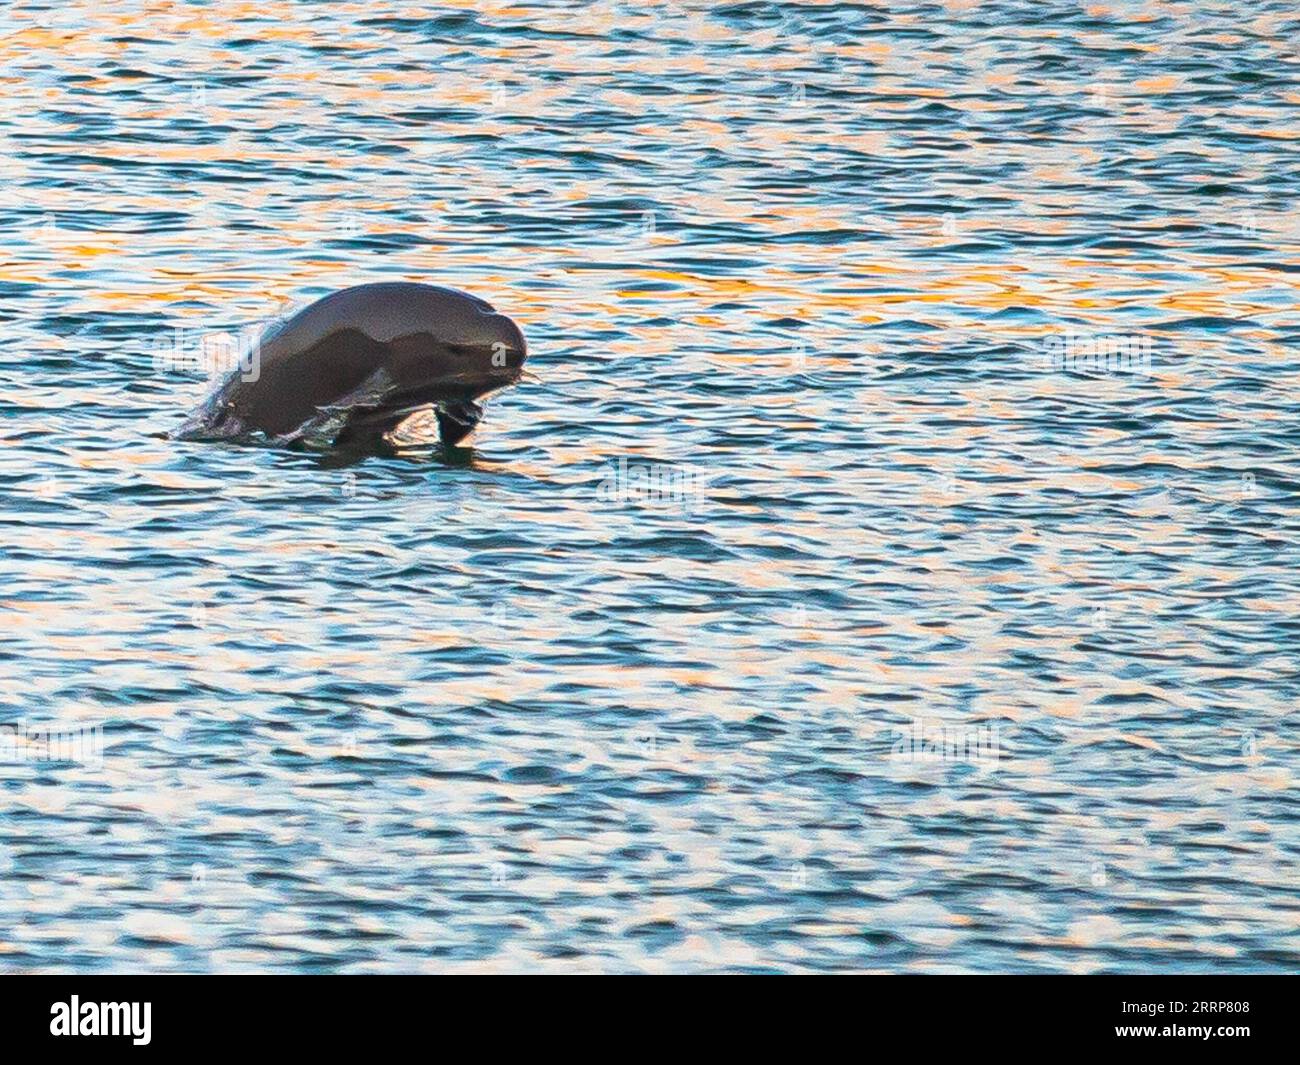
(1, 1, 1297, 972)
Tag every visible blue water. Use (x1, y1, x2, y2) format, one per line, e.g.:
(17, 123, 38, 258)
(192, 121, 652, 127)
(1, 1, 1298, 972)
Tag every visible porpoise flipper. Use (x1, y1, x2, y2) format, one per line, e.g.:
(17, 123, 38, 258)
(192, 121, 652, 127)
(434, 399, 484, 446)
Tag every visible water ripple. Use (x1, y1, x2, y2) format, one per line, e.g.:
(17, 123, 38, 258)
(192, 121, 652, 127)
(0, 0, 1297, 973)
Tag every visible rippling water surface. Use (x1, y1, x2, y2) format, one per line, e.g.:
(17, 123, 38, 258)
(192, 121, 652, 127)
(1, 1, 1298, 972)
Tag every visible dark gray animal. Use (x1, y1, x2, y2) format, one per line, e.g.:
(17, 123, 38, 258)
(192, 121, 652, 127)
(174, 282, 527, 447)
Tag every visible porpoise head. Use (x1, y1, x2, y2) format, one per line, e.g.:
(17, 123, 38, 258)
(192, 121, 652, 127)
(341, 282, 527, 444)
(182, 281, 528, 447)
